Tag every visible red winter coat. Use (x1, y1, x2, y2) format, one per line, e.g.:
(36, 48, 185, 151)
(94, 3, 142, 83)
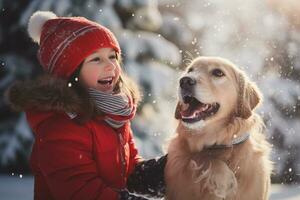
(7, 75, 142, 200)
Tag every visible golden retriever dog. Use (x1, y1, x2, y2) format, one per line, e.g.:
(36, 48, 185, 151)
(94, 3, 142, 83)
(165, 57, 272, 200)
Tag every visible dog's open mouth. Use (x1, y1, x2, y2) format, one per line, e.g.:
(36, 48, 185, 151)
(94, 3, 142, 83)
(180, 96, 220, 123)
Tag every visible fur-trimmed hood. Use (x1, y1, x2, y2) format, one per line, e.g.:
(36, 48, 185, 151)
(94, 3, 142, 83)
(6, 75, 97, 124)
(6, 74, 140, 129)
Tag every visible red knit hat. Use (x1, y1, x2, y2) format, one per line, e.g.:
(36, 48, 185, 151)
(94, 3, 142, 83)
(28, 11, 121, 79)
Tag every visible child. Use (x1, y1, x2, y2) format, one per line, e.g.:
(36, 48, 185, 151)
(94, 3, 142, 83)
(7, 11, 166, 200)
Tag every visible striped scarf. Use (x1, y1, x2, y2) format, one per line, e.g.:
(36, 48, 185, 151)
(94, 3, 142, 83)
(88, 88, 136, 128)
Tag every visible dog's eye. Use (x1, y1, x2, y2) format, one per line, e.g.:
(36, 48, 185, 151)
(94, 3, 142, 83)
(187, 68, 194, 73)
(212, 69, 225, 77)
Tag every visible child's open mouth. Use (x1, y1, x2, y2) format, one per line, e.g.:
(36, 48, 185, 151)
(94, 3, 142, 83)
(97, 77, 114, 86)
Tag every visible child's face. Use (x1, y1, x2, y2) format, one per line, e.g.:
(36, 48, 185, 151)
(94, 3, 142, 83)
(79, 48, 121, 93)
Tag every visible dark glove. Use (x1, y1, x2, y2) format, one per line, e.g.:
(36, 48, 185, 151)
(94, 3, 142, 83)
(119, 190, 149, 200)
(127, 154, 167, 198)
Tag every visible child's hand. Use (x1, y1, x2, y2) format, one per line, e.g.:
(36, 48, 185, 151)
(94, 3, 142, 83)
(127, 154, 167, 198)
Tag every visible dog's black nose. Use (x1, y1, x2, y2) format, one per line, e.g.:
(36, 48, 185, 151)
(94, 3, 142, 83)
(180, 76, 196, 89)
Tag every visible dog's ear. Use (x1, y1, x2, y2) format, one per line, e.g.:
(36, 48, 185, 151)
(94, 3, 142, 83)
(238, 75, 262, 119)
(175, 102, 182, 119)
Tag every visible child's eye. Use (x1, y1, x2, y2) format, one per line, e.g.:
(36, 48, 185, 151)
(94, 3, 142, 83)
(109, 54, 117, 60)
(90, 57, 101, 62)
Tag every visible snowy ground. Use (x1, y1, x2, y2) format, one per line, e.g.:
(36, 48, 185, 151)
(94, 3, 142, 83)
(0, 175, 299, 200)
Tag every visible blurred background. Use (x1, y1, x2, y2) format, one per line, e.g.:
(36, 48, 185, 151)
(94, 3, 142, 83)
(0, 0, 300, 199)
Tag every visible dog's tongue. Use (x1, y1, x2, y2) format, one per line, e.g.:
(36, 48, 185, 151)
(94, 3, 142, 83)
(181, 102, 204, 118)
(181, 103, 195, 117)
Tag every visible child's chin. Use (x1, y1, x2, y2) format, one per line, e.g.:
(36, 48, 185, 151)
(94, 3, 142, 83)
(95, 84, 114, 93)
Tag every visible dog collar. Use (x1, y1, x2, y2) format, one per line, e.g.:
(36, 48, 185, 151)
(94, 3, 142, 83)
(206, 133, 250, 149)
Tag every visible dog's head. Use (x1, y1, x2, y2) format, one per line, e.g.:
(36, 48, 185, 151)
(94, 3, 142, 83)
(175, 57, 262, 131)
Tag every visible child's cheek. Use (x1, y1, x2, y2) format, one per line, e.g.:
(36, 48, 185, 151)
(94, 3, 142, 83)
(80, 70, 99, 88)
(116, 64, 122, 75)
(115, 66, 121, 82)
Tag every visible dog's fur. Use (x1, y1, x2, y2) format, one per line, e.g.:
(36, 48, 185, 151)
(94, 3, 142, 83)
(165, 57, 272, 200)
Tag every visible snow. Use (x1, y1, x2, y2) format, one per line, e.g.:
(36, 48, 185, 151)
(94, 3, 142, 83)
(0, 113, 33, 165)
(127, 60, 179, 157)
(128, 2, 162, 31)
(270, 184, 300, 200)
(94, 3, 122, 31)
(0, 54, 34, 165)
(115, 0, 151, 9)
(1, 0, 300, 188)
(260, 74, 300, 106)
(119, 30, 181, 65)
(0, 175, 299, 200)
(159, 13, 193, 46)
(182, 0, 288, 76)
(0, 134, 20, 165)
